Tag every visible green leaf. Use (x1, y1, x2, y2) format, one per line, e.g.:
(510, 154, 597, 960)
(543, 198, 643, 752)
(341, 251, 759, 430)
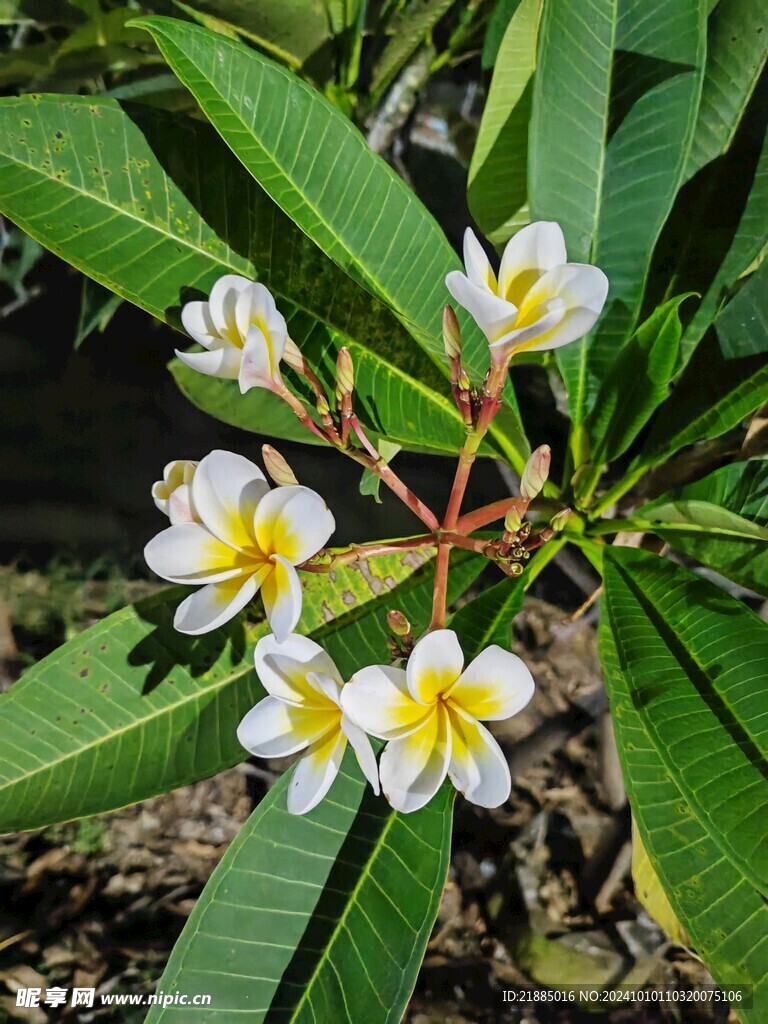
(0, 548, 484, 834)
(584, 295, 691, 468)
(369, 0, 453, 97)
(681, 130, 768, 364)
(684, 0, 768, 181)
(467, 0, 540, 244)
(637, 499, 768, 541)
(530, 0, 706, 428)
(481, 0, 522, 69)
(0, 95, 474, 457)
(145, 755, 454, 1024)
(638, 457, 768, 596)
(603, 549, 768, 898)
(359, 440, 401, 503)
(447, 574, 525, 653)
(74, 276, 123, 350)
(173, 0, 336, 77)
(132, 16, 530, 469)
(632, 333, 768, 472)
(631, 826, 691, 948)
(599, 604, 768, 1019)
(716, 261, 768, 359)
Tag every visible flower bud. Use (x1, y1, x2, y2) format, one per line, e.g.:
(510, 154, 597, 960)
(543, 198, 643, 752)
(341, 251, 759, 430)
(282, 337, 305, 373)
(520, 444, 551, 501)
(504, 507, 522, 534)
(310, 396, 327, 420)
(152, 459, 198, 525)
(442, 305, 462, 361)
(387, 609, 411, 637)
(335, 347, 354, 400)
(262, 445, 299, 487)
(458, 369, 471, 392)
(549, 508, 572, 533)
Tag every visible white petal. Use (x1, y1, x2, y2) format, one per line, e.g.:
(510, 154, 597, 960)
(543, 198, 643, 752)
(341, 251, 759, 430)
(174, 346, 241, 380)
(341, 713, 380, 795)
(144, 523, 249, 585)
(238, 694, 339, 759)
(151, 481, 170, 516)
(379, 705, 451, 814)
(254, 633, 343, 706)
(463, 228, 497, 292)
(341, 664, 432, 740)
(235, 282, 288, 353)
(498, 221, 567, 304)
(254, 485, 335, 565)
(488, 298, 566, 359)
(168, 483, 196, 525)
(174, 569, 267, 635)
(207, 274, 253, 337)
(181, 300, 219, 347)
(445, 271, 518, 343)
(514, 263, 609, 352)
(520, 307, 605, 353)
(406, 629, 464, 704)
(287, 728, 347, 815)
(238, 325, 278, 393)
(261, 554, 302, 642)
(192, 449, 269, 552)
(307, 670, 342, 706)
(446, 704, 511, 808)
(446, 645, 535, 721)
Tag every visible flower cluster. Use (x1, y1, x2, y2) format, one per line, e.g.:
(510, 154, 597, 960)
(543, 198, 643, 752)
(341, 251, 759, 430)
(238, 628, 534, 815)
(144, 220, 607, 815)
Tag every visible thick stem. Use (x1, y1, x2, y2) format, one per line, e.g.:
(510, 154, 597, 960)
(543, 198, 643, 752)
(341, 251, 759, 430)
(430, 361, 510, 629)
(429, 542, 451, 629)
(299, 535, 437, 572)
(273, 380, 330, 444)
(440, 532, 491, 555)
(349, 415, 440, 530)
(456, 496, 529, 533)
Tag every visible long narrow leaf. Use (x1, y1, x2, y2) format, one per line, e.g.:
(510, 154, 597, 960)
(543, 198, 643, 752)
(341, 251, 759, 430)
(132, 16, 530, 468)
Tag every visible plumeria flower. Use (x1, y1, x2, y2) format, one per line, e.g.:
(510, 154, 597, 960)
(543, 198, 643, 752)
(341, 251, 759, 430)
(144, 450, 335, 639)
(341, 629, 534, 814)
(178, 275, 288, 393)
(152, 460, 198, 525)
(238, 634, 379, 815)
(446, 222, 608, 364)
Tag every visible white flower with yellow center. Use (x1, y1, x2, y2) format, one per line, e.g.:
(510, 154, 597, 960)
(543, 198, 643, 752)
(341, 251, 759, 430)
(151, 460, 198, 525)
(144, 450, 335, 639)
(178, 274, 287, 393)
(341, 629, 534, 813)
(446, 222, 608, 364)
(238, 634, 380, 815)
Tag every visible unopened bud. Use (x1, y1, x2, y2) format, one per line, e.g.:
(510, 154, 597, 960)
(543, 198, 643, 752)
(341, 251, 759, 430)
(520, 444, 551, 501)
(282, 337, 305, 373)
(387, 609, 411, 637)
(458, 369, 471, 392)
(262, 445, 299, 486)
(550, 508, 572, 533)
(316, 393, 330, 417)
(335, 347, 354, 399)
(442, 305, 462, 361)
(504, 507, 522, 534)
